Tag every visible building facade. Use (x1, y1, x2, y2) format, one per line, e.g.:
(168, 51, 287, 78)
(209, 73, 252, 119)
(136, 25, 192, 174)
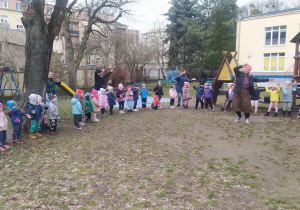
(236, 8, 300, 76)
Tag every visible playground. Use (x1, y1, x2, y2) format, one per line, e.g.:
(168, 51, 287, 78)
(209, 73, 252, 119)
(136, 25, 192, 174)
(0, 92, 300, 209)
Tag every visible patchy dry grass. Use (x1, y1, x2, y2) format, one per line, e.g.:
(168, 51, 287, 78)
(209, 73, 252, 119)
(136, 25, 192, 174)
(0, 93, 300, 209)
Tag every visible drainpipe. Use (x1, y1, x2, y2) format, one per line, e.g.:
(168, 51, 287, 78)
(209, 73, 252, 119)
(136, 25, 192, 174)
(237, 15, 242, 63)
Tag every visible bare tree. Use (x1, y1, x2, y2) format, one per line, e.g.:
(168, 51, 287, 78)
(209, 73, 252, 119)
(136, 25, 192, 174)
(144, 21, 168, 79)
(21, 0, 73, 101)
(63, 0, 135, 90)
(119, 32, 156, 82)
(239, 0, 291, 18)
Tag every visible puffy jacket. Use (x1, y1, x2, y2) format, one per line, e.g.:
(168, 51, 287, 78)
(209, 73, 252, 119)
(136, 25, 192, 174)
(182, 86, 192, 100)
(84, 99, 93, 113)
(193, 85, 204, 98)
(169, 89, 177, 99)
(71, 98, 82, 115)
(153, 85, 164, 98)
(175, 74, 190, 93)
(203, 88, 214, 99)
(140, 88, 151, 98)
(282, 87, 293, 102)
(91, 96, 100, 112)
(8, 108, 27, 125)
(116, 89, 125, 102)
(265, 87, 280, 102)
(28, 104, 44, 120)
(0, 111, 8, 131)
(107, 92, 116, 106)
(46, 101, 58, 119)
(126, 91, 134, 101)
(133, 88, 139, 100)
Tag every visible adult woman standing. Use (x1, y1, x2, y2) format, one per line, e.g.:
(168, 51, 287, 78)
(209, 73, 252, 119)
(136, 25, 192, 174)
(232, 64, 274, 123)
(175, 69, 195, 107)
(94, 68, 113, 91)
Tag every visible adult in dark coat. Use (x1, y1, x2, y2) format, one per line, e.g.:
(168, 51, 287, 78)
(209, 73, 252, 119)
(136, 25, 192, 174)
(46, 72, 60, 105)
(94, 68, 113, 90)
(175, 69, 195, 107)
(232, 64, 274, 123)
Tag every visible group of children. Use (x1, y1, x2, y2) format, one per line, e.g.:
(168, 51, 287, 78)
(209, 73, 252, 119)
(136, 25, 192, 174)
(0, 93, 58, 151)
(1, 79, 299, 151)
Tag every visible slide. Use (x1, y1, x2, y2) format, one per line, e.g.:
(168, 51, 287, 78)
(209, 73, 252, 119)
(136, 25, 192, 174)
(56, 81, 75, 97)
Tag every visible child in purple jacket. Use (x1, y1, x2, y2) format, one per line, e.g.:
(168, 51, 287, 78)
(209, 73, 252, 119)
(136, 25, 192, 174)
(203, 83, 214, 112)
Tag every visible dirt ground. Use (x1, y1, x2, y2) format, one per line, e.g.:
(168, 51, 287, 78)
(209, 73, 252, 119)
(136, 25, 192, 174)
(0, 95, 300, 209)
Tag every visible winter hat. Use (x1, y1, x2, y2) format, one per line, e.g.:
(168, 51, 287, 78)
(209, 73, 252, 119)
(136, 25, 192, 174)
(127, 86, 132, 91)
(184, 81, 189, 86)
(29, 94, 39, 106)
(284, 81, 291, 87)
(253, 82, 257, 87)
(85, 93, 90, 97)
(244, 64, 252, 71)
(91, 88, 99, 100)
(134, 82, 138, 87)
(200, 81, 204, 85)
(96, 68, 102, 73)
(118, 83, 124, 89)
(76, 89, 84, 98)
(204, 83, 209, 86)
(73, 93, 81, 100)
(170, 84, 174, 88)
(99, 88, 105, 95)
(7, 100, 17, 109)
(142, 83, 146, 87)
(101, 85, 106, 89)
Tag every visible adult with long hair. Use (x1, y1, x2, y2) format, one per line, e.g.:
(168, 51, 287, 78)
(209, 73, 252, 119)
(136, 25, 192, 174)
(175, 69, 195, 107)
(232, 64, 274, 123)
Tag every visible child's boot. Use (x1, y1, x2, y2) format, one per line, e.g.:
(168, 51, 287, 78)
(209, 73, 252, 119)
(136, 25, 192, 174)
(30, 133, 36, 139)
(35, 132, 42, 137)
(283, 111, 286, 117)
(273, 112, 277, 117)
(288, 111, 292, 117)
(254, 111, 257, 115)
(264, 112, 270, 116)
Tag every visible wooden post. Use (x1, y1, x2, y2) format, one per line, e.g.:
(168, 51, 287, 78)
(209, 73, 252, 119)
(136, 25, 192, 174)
(293, 38, 300, 108)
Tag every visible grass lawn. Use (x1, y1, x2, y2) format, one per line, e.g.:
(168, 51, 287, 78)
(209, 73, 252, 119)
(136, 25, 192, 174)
(0, 86, 300, 209)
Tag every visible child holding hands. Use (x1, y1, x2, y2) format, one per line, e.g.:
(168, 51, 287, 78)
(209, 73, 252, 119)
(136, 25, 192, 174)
(264, 84, 280, 117)
(7, 100, 31, 145)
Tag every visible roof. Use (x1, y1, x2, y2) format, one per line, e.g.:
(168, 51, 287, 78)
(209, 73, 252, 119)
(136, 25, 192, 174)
(290, 31, 300, 43)
(241, 7, 300, 20)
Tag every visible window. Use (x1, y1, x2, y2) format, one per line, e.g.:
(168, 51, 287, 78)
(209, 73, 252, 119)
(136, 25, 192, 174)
(265, 26, 286, 46)
(17, 25, 24, 31)
(104, 16, 109, 21)
(16, 2, 22, 11)
(1, 1, 8, 8)
(0, 15, 8, 23)
(84, 26, 87, 31)
(69, 24, 73, 31)
(47, 7, 53, 14)
(264, 53, 285, 71)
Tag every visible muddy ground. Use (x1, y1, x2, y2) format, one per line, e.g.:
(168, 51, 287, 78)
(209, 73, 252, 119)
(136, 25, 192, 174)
(0, 95, 300, 209)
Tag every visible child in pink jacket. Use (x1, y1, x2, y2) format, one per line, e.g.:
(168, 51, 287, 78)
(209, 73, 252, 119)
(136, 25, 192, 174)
(169, 84, 177, 109)
(0, 103, 9, 151)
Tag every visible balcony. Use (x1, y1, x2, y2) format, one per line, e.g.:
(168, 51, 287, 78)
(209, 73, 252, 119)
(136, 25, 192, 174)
(70, 30, 79, 36)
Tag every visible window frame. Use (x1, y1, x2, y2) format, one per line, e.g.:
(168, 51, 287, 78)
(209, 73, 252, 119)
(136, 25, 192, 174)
(16, 25, 24, 31)
(16, 2, 22, 11)
(265, 26, 286, 46)
(0, 15, 8, 23)
(1, 1, 8, 8)
(264, 52, 285, 72)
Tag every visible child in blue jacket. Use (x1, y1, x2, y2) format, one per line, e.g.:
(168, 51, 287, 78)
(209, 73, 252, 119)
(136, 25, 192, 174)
(71, 93, 83, 129)
(28, 94, 45, 139)
(107, 86, 116, 115)
(140, 83, 151, 110)
(193, 81, 204, 110)
(7, 100, 31, 145)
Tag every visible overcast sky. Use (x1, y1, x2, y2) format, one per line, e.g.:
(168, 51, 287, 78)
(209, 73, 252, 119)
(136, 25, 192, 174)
(119, 0, 296, 34)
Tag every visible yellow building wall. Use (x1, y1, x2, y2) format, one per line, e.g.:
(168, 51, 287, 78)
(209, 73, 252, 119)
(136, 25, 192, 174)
(236, 11, 300, 73)
(0, 10, 23, 30)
